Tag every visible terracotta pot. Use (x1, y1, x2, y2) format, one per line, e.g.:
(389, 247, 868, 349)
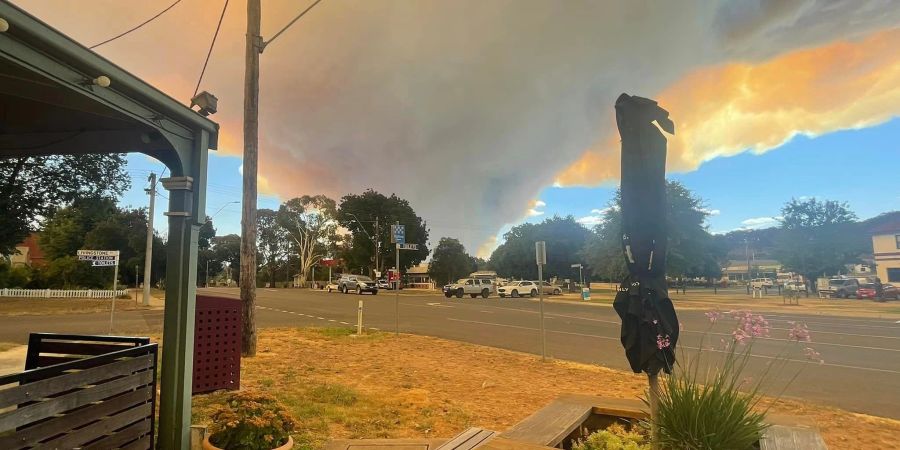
(203, 434, 294, 450)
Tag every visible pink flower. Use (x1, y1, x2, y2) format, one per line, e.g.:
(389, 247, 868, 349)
(788, 321, 811, 342)
(705, 311, 723, 323)
(804, 347, 824, 364)
(656, 334, 671, 349)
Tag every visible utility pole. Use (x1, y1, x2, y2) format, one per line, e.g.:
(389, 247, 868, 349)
(142, 173, 155, 306)
(395, 221, 400, 335)
(240, 0, 261, 357)
(206, 259, 210, 288)
(374, 216, 379, 277)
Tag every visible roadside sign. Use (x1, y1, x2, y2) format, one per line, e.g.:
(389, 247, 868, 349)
(392, 224, 405, 245)
(77, 250, 120, 257)
(535, 241, 547, 265)
(570, 263, 582, 268)
(397, 243, 418, 251)
(92, 260, 118, 267)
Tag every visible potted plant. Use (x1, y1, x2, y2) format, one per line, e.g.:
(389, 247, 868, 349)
(203, 390, 296, 450)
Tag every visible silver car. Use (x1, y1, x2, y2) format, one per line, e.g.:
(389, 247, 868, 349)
(338, 275, 378, 295)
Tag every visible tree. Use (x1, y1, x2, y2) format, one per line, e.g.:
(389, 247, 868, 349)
(780, 198, 857, 230)
(276, 195, 338, 286)
(337, 190, 430, 274)
(582, 182, 723, 281)
(211, 234, 242, 284)
(774, 198, 867, 283)
(489, 216, 591, 280)
(0, 154, 130, 255)
(257, 209, 287, 286)
(429, 238, 477, 286)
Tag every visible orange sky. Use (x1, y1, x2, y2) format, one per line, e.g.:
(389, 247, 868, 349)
(12, 0, 900, 253)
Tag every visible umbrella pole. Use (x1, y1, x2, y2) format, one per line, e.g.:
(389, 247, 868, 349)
(648, 372, 660, 449)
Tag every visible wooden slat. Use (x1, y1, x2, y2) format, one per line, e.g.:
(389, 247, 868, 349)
(478, 437, 554, 450)
(436, 428, 496, 450)
(0, 387, 152, 449)
(759, 425, 828, 450)
(36, 341, 138, 356)
(0, 355, 154, 408)
(81, 419, 151, 450)
(0, 370, 153, 430)
(35, 402, 151, 449)
(499, 398, 593, 447)
(35, 355, 81, 367)
(119, 434, 152, 450)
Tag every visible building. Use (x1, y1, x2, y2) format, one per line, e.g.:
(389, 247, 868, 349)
(406, 263, 434, 289)
(721, 259, 781, 282)
(871, 216, 900, 283)
(6, 233, 46, 267)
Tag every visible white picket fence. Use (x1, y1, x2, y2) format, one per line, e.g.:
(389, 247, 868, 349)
(0, 288, 128, 299)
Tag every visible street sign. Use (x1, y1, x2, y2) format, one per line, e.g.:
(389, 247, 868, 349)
(571, 263, 582, 268)
(92, 260, 118, 267)
(535, 241, 547, 265)
(391, 224, 405, 245)
(397, 243, 418, 251)
(77, 250, 120, 257)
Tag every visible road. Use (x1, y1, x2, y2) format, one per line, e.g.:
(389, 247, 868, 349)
(1, 287, 898, 419)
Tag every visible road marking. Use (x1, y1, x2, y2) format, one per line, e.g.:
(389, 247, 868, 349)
(340, 321, 349, 325)
(329, 319, 336, 322)
(316, 317, 325, 320)
(426, 302, 452, 308)
(446, 318, 900, 375)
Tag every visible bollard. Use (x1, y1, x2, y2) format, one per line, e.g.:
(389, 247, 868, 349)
(356, 299, 363, 335)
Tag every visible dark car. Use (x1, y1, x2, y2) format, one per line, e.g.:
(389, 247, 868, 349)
(878, 284, 900, 301)
(822, 278, 860, 298)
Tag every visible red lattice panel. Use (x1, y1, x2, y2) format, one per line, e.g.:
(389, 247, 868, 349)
(193, 295, 242, 394)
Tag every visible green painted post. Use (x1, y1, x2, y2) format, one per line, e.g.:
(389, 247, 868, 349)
(157, 177, 200, 449)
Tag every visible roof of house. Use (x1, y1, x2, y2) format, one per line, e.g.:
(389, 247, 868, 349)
(407, 264, 429, 274)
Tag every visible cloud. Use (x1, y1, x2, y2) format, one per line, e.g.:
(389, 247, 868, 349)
(698, 208, 721, 216)
(534, 200, 546, 208)
(557, 27, 900, 186)
(577, 207, 613, 227)
(19, 0, 900, 253)
(527, 209, 545, 217)
(740, 216, 783, 229)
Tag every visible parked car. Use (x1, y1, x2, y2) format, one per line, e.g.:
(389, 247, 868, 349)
(878, 284, 899, 301)
(857, 283, 878, 299)
(497, 280, 539, 298)
(750, 278, 774, 289)
(819, 278, 860, 298)
(537, 281, 563, 295)
(376, 279, 391, 290)
(325, 281, 340, 292)
(338, 275, 378, 295)
(443, 278, 492, 298)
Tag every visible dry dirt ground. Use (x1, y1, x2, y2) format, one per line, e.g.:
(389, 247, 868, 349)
(575, 289, 900, 320)
(191, 328, 900, 450)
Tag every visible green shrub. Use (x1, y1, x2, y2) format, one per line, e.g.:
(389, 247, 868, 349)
(573, 423, 650, 450)
(208, 390, 296, 450)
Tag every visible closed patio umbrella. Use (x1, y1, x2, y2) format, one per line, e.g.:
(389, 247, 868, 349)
(611, 94, 679, 439)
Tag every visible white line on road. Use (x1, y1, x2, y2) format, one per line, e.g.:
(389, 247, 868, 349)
(446, 318, 900, 375)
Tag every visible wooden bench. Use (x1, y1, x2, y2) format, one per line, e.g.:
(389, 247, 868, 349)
(435, 427, 496, 450)
(500, 394, 644, 448)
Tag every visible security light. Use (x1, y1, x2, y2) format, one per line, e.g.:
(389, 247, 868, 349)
(93, 75, 111, 87)
(190, 91, 218, 116)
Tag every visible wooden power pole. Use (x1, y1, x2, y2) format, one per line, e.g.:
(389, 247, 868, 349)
(240, 0, 261, 357)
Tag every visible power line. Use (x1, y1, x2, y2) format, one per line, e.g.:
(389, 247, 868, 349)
(90, 0, 183, 49)
(263, 0, 324, 48)
(193, 0, 230, 98)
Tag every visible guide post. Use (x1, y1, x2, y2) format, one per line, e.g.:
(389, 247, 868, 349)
(77, 250, 120, 334)
(536, 241, 547, 362)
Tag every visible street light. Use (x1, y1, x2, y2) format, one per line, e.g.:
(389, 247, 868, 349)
(210, 201, 240, 220)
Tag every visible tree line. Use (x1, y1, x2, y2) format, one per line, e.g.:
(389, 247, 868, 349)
(427, 182, 877, 287)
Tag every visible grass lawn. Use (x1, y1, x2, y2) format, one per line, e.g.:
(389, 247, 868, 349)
(190, 328, 900, 450)
(0, 297, 152, 316)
